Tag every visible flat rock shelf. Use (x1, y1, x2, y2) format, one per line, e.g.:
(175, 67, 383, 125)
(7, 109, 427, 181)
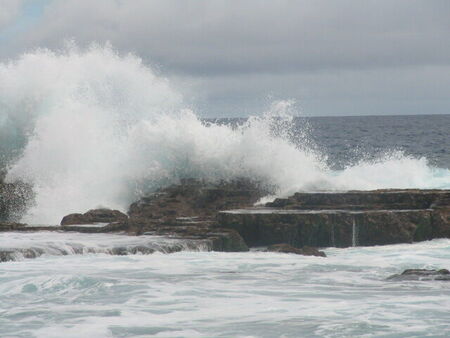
(216, 190, 450, 248)
(1, 180, 449, 260)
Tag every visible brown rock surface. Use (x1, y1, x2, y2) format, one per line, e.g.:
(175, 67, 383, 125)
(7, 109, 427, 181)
(57, 179, 264, 252)
(61, 208, 128, 225)
(8, 179, 450, 255)
(266, 243, 326, 257)
(217, 190, 450, 248)
(128, 178, 266, 221)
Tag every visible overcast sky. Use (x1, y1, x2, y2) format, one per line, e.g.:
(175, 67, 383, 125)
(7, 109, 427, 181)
(1, 0, 450, 117)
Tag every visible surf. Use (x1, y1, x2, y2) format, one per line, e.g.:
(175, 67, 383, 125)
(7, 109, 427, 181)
(1, 44, 448, 224)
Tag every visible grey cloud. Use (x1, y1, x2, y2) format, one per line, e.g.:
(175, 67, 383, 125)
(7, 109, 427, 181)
(184, 65, 450, 116)
(0, 0, 22, 29)
(16, 0, 450, 74)
(1, 0, 450, 116)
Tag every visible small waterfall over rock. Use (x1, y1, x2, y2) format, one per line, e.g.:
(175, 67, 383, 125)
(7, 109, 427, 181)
(352, 217, 359, 247)
(330, 223, 336, 247)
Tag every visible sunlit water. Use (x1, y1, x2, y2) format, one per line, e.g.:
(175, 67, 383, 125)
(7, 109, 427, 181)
(1, 237, 450, 337)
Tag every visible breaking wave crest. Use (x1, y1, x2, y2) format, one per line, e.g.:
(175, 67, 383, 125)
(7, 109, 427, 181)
(1, 45, 448, 224)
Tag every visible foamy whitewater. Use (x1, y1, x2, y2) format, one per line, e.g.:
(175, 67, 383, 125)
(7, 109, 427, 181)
(1, 236, 450, 337)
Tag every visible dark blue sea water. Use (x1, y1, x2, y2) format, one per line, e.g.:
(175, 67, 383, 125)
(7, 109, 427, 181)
(211, 114, 450, 170)
(304, 114, 450, 170)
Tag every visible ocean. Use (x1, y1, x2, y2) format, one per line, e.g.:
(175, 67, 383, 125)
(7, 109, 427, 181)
(212, 114, 450, 170)
(1, 46, 450, 337)
(1, 236, 450, 337)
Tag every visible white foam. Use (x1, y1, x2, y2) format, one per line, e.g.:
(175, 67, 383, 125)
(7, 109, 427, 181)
(1, 44, 448, 224)
(1, 239, 450, 337)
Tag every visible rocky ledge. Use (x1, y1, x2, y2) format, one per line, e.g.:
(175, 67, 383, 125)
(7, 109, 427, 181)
(217, 189, 450, 248)
(1, 179, 267, 253)
(1, 178, 449, 258)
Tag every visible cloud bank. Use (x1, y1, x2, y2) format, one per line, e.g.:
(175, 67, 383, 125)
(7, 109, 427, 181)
(1, 0, 450, 116)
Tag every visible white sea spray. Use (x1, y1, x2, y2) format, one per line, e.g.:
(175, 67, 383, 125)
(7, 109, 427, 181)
(0, 44, 448, 224)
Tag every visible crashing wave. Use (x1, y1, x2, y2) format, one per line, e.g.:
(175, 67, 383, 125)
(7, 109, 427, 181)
(0, 44, 448, 224)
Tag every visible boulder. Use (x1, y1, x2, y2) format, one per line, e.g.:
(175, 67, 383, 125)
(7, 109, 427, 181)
(387, 269, 450, 281)
(61, 208, 128, 225)
(128, 178, 267, 221)
(266, 243, 326, 257)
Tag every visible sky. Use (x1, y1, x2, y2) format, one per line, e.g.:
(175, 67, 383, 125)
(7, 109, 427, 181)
(1, 0, 450, 117)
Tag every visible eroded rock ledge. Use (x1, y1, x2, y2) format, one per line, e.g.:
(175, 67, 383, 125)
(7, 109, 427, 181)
(217, 189, 450, 248)
(1, 179, 449, 257)
(1, 179, 267, 253)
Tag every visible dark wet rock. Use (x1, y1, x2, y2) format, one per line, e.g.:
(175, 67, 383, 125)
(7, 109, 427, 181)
(4, 179, 450, 257)
(266, 190, 449, 211)
(61, 208, 128, 225)
(57, 183, 253, 252)
(53, 187, 450, 250)
(0, 223, 62, 232)
(387, 269, 450, 281)
(431, 204, 450, 239)
(208, 229, 249, 252)
(216, 209, 433, 248)
(60, 213, 86, 225)
(0, 174, 33, 222)
(217, 190, 450, 248)
(112, 179, 263, 251)
(128, 178, 267, 221)
(119, 218, 249, 252)
(266, 243, 326, 257)
(0, 222, 28, 231)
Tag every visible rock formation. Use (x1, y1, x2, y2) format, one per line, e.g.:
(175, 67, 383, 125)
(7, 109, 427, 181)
(2, 178, 450, 260)
(109, 179, 267, 251)
(387, 269, 450, 281)
(217, 189, 450, 248)
(61, 208, 128, 225)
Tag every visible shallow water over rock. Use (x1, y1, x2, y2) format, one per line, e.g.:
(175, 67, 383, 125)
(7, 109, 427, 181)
(0, 232, 211, 262)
